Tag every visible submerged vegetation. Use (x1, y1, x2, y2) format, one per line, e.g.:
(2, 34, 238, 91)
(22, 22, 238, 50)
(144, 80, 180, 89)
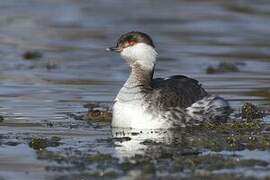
(206, 62, 240, 74)
(29, 136, 62, 151)
(25, 120, 270, 179)
(67, 102, 112, 122)
(241, 102, 264, 120)
(1, 98, 268, 179)
(24, 102, 267, 179)
(85, 110, 112, 122)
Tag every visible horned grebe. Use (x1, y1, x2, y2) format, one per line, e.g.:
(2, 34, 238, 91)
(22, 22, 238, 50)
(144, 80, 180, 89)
(107, 32, 231, 129)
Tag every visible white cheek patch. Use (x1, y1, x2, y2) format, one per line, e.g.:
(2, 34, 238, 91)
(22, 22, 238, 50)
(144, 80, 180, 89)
(120, 47, 134, 63)
(120, 43, 157, 69)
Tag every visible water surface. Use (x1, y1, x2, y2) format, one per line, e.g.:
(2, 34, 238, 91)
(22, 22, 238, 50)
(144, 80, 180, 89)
(0, 0, 270, 179)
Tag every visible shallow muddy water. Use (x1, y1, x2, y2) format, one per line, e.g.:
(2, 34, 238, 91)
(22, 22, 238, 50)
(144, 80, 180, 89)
(0, 0, 270, 179)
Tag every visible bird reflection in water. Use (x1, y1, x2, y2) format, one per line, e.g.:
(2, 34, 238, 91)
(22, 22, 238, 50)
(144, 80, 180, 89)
(111, 127, 222, 159)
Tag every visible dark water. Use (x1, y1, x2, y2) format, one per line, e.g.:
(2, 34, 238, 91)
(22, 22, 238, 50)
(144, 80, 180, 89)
(0, 0, 270, 179)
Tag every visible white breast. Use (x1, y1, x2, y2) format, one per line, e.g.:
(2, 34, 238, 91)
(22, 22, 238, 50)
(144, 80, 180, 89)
(112, 101, 169, 129)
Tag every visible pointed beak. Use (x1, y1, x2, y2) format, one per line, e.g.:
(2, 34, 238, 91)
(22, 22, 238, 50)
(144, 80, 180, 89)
(106, 47, 122, 52)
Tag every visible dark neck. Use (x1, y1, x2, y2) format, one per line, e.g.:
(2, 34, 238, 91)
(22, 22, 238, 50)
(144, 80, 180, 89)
(124, 63, 154, 89)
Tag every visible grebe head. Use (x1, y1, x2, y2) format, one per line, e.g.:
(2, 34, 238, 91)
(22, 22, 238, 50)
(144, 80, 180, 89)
(107, 32, 157, 69)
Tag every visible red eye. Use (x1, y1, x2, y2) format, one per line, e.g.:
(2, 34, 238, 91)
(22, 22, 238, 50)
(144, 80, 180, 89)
(128, 40, 136, 46)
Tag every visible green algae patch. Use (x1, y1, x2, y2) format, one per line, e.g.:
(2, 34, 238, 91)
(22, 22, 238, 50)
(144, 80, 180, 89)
(200, 121, 270, 151)
(241, 102, 264, 120)
(29, 138, 48, 150)
(36, 150, 120, 175)
(29, 136, 62, 151)
(120, 157, 155, 175)
(82, 102, 112, 122)
(174, 154, 268, 172)
(66, 102, 112, 123)
(88, 153, 115, 162)
(28, 126, 270, 179)
(205, 120, 262, 132)
(85, 110, 112, 122)
(27, 101, 270, 179)
(206, 62, 240, 74)
(37, 150, 67, 164)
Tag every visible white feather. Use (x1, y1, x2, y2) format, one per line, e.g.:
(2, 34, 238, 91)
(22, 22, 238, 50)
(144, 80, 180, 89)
(112, 43, 166, 129)
(120, 43, 157, 69)
(112, 101, 171, 129)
